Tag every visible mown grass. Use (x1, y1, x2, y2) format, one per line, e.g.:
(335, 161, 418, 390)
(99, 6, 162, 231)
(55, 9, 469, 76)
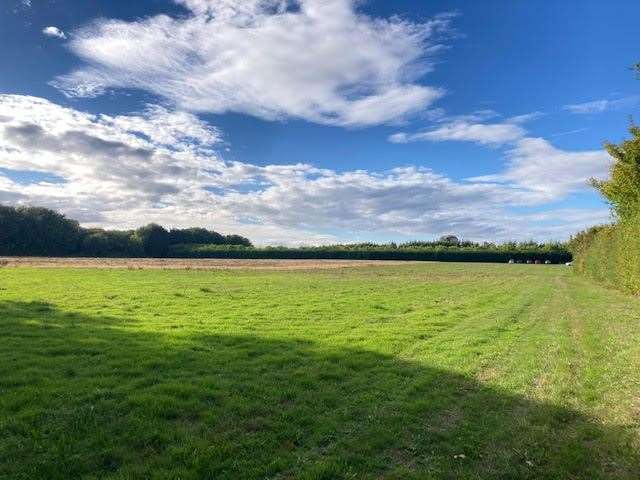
(1, 263, 639, 479)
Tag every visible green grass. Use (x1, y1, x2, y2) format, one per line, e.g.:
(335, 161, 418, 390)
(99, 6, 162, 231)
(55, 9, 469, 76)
(1, 263, 639, 479)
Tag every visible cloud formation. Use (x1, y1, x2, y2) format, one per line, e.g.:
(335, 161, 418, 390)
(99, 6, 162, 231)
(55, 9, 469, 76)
(388, 110, 545, 146)
(52, 0, 454, 126)
(470, 137, 611, 201)
(563, 96, 640, 114)
(390, 120, 526, 146)
(0, 95, 610, 243)
(42, 26, 67, 39)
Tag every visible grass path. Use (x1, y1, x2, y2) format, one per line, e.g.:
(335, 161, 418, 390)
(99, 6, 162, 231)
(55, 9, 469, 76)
(1, 263, 639, 479)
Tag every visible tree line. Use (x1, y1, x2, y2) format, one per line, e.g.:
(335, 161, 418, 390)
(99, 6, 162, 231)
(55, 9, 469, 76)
(0, 205, 252, 257)
(0, 204, 571, 262)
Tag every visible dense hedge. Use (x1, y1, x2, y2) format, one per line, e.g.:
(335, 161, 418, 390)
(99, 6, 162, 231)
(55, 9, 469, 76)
(170, 244, 572, 264)
(571, 126, 640, 294)
(571, 213, 640, 294)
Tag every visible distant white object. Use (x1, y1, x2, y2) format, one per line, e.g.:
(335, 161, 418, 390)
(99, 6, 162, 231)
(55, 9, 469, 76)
(565, 261, 573, 266)
(508, 259, 515, 264)
(544, 260, 552, 265)
(43, 26, 66, 39)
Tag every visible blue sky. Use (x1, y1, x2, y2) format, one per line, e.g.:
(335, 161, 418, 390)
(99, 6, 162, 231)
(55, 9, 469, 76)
(0, 0, 638, 244)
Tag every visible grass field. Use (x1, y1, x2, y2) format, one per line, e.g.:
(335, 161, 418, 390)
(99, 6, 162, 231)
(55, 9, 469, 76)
(1, 262, 640, 479)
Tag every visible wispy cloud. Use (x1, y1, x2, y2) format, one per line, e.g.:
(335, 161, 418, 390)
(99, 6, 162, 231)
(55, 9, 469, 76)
(389, 120, 525, 146)
(52, 1, 456, 127)
(563, 96, 639, 114)
(42, 26, 67, 39)
(551, 127, 590, 138)
(388, 110, 543, 146)
(506, 111, 544, 124)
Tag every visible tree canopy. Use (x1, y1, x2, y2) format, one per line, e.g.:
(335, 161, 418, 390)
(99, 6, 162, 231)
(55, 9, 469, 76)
(0, 205, 252, 257)
(591, 126, 640, 221)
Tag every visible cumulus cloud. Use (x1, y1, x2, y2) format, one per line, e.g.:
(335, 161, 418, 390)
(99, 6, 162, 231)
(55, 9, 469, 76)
(470, 137, 611, 201)
(42, 26, 67, 39)
(563, 96, 640, 114)
(0, 95, 609, 243)
(51, 0, 454, 127)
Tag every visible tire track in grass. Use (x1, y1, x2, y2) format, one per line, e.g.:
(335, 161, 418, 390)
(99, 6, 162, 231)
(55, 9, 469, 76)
(395, 273, 549, 379)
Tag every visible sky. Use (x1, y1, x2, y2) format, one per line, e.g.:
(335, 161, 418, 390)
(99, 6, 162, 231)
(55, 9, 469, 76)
(0, 0, 638, 245)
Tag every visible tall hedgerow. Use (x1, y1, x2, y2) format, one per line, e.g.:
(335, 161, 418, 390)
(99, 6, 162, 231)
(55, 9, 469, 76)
(572, 127, 640, 294)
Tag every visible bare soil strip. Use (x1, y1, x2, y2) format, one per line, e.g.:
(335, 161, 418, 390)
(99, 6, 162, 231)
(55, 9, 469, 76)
(0, 257, 417, 271)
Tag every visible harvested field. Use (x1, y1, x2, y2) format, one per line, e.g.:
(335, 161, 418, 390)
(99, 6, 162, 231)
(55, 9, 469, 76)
(0, 256, 416, 270)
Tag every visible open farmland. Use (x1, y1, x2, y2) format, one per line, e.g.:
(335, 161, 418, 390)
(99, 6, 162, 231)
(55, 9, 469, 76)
(1, 263, 640, 479)
(0, 257, 417, 271)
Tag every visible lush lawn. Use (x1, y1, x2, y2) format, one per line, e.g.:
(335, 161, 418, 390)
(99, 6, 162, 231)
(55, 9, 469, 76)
(1, 263, 639, 479)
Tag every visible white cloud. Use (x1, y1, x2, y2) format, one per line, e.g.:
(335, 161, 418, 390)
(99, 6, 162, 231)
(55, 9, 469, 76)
(105, 105, 222, 148)
(563, 96, 640, 114)
(506, 111, 544, 124)
(470, 137, 611, 201)
(389, 120, 526, 146)
(42, 26, 67, 39)
(0, 95, 609, 243)
(388, 110, 543, 146)
(51, 0, 454, 127)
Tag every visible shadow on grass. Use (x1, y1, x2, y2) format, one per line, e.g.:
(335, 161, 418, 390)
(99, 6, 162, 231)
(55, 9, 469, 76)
(0, 301, 637, 479)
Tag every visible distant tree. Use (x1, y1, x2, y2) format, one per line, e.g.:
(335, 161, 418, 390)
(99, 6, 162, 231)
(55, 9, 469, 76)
(135, 224, 170, 257)
(82, 229, 143, 257)
(0, 206, 22, 254)
(0, 205, 81, 255)
(0, 204, 254, 257)
(591, 126, 640, 221)
(438, 235, 460, 246)
(224, 234, 253, 247)
(169, 227, 225, 245)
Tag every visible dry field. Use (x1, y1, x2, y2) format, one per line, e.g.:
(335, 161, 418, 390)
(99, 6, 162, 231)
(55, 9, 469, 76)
(0, 256, 416, 270)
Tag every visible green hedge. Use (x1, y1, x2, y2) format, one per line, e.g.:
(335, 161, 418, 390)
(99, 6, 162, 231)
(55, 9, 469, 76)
(572, 212, 640, 294)
(169, 244, 572, 264)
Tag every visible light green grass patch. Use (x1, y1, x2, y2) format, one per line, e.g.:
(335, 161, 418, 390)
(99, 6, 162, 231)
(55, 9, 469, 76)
(1, 263, 639, 479)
